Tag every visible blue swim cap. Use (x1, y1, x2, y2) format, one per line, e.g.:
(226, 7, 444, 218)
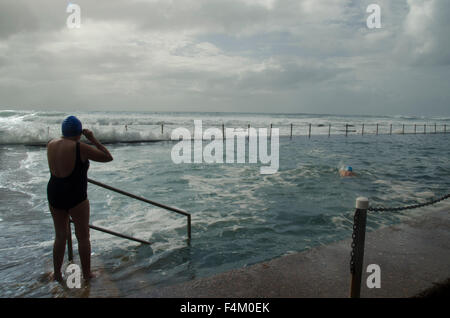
(346, 166, 353, 172)
(62, 116, 82, 137)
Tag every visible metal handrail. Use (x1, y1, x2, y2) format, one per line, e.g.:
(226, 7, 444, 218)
(70, 220, 152, 245)
(66, 178, 192, 262)
(87, 178, 191, 240)
(67, 220, 152, 261)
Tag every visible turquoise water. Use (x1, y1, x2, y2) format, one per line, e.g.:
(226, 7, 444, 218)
(0, 110, 449, 297)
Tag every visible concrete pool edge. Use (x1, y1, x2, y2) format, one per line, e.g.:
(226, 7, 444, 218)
(132, 207, 450, 298)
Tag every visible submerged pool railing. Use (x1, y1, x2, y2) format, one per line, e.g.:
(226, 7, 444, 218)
(349, 193, 450, 298)
(66, 178, 191, 262)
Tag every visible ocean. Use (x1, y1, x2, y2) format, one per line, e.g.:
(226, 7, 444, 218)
(1, 109, 449, 297)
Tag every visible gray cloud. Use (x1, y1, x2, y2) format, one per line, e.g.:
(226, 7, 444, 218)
(0, 1, 38, 39)
(394, 0, 450, 66)
(0, 0, 449, 116)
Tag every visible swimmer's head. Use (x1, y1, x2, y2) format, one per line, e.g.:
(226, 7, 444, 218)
(346, 166, 353, 172)
(62, 116, 82, 137)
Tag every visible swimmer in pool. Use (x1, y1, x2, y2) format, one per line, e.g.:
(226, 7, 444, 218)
(47, 116, 113, 282)
(340, 166, 356, 177)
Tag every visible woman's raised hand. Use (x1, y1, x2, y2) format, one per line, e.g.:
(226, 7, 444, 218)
(82, 129, 95, 142)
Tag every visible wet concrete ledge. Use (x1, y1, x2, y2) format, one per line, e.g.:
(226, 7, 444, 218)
(136, 208, 450, 298)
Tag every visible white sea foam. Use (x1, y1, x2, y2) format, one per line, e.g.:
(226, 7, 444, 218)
(1, 109, 448, 145)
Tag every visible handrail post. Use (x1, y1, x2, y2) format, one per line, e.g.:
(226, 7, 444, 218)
(389, 124, 392, 135)
(345, 124, 348, 137)
(290, 123, 293, 139)
(328, 124, 331, 137)
(376, 123, 378, 135)
(350, 197, 368, 298)
(67, 221, 73, 262)
(362, 124, 364, 136)
(402, 124, 404, 135)
(308, 123, 311, 138)
(187, 214, 191, 241)
(424, 124, 426, 134)
(414, 124, 416, 134)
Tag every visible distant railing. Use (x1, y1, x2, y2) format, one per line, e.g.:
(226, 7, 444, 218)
(29, 122, 448, 147)
(120, 122, 450, 139)
(66, 178, 192, 262)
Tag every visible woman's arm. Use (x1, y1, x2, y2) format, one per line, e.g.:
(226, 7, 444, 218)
(80, 129, 113, 162)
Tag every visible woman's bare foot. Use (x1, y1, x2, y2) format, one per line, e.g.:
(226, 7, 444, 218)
(39, 272, 60, 283)
(52, 272, 64, 283)
(83, 270, 100, 281)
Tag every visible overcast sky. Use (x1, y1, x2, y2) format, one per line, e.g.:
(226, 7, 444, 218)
(0, 0, 449, 116)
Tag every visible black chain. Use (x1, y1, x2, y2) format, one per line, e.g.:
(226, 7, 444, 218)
(368, 193, 450, 212)
(349, 210, 359, 274)
(350, 192, 449, 274)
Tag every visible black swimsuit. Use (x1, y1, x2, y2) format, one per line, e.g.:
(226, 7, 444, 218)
(47, 142, 90, 210)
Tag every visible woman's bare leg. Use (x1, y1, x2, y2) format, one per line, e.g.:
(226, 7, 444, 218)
(69, 199, 93, 280)
(49, 205, 69, 282)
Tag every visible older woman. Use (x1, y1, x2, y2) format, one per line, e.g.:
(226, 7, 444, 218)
(47, 116, 113, 282)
